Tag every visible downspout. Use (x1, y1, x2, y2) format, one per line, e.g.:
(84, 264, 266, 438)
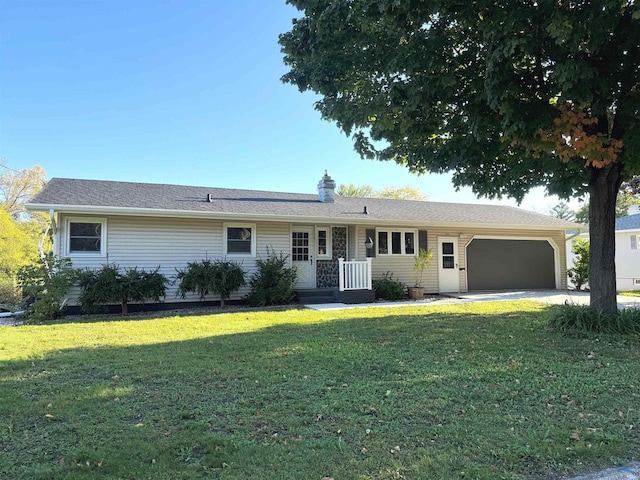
(39, 209, 56, 262)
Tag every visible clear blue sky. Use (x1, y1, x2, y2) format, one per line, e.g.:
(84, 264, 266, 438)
(0, 1, 573, 212)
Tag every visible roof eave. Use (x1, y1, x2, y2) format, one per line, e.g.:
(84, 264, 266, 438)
(25, 203, 577, 231)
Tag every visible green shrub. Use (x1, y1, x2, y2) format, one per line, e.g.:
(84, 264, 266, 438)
(0, 277, 21, 310)
(567, 238, 589, 291)
(16, 255, 76, 322)
(372, 272, 406, 301)
(246, 249, 297, 306)
(175, 259, 245, 307)
(548, 303, 640, 335)
(77, 264, 168, 315)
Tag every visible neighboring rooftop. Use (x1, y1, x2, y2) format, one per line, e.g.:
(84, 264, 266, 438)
(27, 177, 584, 229)
(616, 213, 640, 231)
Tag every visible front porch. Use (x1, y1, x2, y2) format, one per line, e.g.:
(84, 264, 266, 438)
(295, 258, 375, 304)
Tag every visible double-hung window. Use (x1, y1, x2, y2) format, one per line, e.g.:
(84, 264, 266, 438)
(376, 229, 417, 256)
(224, 223, 256, 256)
(316, 227, 332, 259)
(66, 218, 107, 256)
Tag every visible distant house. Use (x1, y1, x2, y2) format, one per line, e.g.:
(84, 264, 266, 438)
(26, 172, 581, 310)
(568, 206, 640, 291)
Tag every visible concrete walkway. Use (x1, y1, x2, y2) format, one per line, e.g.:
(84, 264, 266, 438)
(305, 290, 640, 311)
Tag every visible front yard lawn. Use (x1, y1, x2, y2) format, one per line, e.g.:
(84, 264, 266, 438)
(1, 301, 638, 479)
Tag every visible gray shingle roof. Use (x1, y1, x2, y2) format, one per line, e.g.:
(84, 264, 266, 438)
(615, 214, 640, 231)
(27, 178, 583, 229)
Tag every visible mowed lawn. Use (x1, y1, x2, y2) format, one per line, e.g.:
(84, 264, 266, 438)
(1, 302, 639, 480)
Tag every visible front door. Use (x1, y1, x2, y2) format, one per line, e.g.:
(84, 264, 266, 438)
(292, 227, 315, 288)
(438, 237, 460, 292)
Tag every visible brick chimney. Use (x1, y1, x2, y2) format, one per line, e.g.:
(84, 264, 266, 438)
(317, 170, 336, 203)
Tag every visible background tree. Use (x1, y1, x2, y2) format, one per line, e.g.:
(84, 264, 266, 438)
(567, 239, 590, 291)
(0, 163, 49, 307)
(0, 162, 46, 220)
(0, 209, 38, 306)
(549, 202, 575, 222)
(336, 184, 375, 198)
(337, 184, 427, 200)
(280, 1, 639, 313)
(377, 186, 427, 201)
(574, 192, 640, 224)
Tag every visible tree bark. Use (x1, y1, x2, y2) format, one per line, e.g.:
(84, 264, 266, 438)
(589, 163, 623, 314)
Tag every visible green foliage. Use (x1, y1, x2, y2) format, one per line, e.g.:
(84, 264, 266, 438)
(16, 255, 76, 322)
(575, 192, 640, 224)
(77, 264, 168, 315)
(336, 184, 427, 200)
(0, 278, 21, 309)
(246, 249, 297, 306)
(549, 201, 575, 221)
(0, 208, 39, 278)
(568, 239, 590, 291)
(0, 163, 46, 220)
(548, 304, 640, 335)
(372, 272, 406, 301)
(280, 1, 640, 312)
(336, 183, 375, 197)
(175, 259, 245, 307)
(413, 248, 433, 287)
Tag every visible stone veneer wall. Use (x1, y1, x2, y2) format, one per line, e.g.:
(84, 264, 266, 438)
(316, 226, 347, 288)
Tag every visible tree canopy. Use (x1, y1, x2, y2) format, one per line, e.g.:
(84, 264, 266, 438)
(0, 164, 49, 306)
(280, 0, 640, 313)
(337, 183, 427, 200)
(0, 163, 46, 220)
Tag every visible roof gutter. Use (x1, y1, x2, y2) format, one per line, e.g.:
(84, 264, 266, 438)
(565, 229, 585, 242)
(26, 203, 581, 231)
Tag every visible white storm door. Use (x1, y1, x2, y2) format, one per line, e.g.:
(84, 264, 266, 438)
(438, 237, 460, 292)
(292, 227, 315, 289)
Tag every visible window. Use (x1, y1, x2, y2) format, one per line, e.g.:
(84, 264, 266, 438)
(632, 235, 638, 250)
(316, 227, 332, 259)
(634, 279, 640, 286)
(292, 231, 310, 261)
(66, 218, 106, 256)
(376, 229, 418, 256)
(224, 223, 256, 256)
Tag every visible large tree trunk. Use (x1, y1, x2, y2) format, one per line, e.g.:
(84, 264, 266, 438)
(589, 164, 623, 314)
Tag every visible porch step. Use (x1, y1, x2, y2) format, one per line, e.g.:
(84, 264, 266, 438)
(295, 288, 338, 305)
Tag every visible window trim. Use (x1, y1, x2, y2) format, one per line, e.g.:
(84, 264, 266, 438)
(375, 228, 418, 256)
(223, 222, 256, 257)
(65, 217, 107, 257)
(315, 226, 332, 260)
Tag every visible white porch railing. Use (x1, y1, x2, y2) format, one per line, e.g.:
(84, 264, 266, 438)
(338, 258, 373, 292)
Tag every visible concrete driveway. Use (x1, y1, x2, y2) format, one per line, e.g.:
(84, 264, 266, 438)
(307, 290, 640, 311)
(448, 290, 640, 310)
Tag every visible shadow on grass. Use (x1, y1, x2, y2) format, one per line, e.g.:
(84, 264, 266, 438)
(1, 306, 639, 480)
(40, 303, 307, 325)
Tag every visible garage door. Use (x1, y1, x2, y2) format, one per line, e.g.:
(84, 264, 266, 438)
(467, 239, 555, 290)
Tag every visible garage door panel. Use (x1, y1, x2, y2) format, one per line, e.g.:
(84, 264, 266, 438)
(467, 239, 555, 290)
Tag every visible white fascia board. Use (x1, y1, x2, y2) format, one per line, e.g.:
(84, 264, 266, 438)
(25, 203, 574, 231)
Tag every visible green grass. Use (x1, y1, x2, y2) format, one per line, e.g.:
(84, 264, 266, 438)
(1, 301, 639, 479)
(619, 290, 640, 297)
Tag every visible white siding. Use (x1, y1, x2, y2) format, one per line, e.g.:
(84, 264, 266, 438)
(614, 231, 640, 290)
(57, 214, 292, 305)
(568, 231, 640, 292)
